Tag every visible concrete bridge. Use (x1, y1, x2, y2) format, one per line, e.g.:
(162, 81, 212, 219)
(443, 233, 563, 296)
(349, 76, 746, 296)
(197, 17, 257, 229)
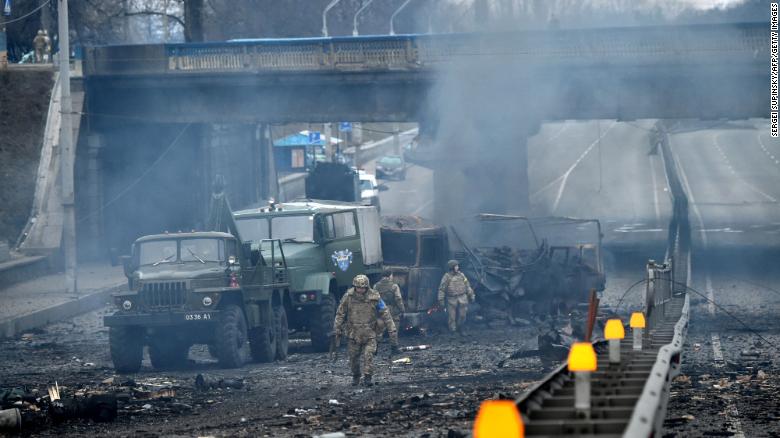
(75, 22, 768, 255)
(84, 22, 766, 123)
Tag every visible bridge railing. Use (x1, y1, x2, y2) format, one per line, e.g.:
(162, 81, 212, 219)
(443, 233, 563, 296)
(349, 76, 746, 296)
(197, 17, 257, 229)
(84, 22, 766, 77)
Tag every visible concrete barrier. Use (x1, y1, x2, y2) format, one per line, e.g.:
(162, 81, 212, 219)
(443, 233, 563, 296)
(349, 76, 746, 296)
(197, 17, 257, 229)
(0, 283, 125, 339)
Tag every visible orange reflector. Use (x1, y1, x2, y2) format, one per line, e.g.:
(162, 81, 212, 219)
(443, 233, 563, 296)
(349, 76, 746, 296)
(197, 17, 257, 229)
(630, 312, 646, 329)
(473, 400, 524, 438)
(568, 342, 597, 372)
(604, 319, 625, 340)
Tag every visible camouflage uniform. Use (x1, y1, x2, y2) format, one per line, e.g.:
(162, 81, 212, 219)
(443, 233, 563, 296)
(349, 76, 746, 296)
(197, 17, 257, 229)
(374, 276, 405, 336)
(438, 260, 474, 332)
(334, 275, 397, 385)
(33, 31, 46, 64)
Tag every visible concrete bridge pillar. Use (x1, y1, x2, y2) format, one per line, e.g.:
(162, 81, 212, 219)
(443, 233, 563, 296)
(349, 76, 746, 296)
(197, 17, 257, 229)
(80, 133, 104, 260)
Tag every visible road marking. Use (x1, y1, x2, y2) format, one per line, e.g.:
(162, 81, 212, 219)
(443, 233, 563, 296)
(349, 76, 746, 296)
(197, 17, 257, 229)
(545, 124, 571, 142)
(649, 155, 662, 227)
(713, 133, 777, 203)
(550, 121, 617, 213)
(412, 199, 433, 216)
(757, 133, 780, 165)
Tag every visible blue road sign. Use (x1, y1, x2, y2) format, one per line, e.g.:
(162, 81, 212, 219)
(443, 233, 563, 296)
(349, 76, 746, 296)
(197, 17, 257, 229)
(339, 122, 352, 133)
(308, 131, 321, 144)
(3, 0, 11, 17)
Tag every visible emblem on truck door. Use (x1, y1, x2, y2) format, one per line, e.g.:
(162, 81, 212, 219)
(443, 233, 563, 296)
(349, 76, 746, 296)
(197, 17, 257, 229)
(331, 249, 353, 272)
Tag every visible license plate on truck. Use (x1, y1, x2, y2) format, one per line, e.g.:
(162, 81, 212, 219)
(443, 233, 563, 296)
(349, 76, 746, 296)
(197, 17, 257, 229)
(184, 313, 213, 321)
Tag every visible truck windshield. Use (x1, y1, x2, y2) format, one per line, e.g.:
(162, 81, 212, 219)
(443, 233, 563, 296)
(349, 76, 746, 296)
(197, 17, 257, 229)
(271, 215, 315, 242)
(360, 179, 375, 191)
(139, 240, 178, 266)
(235, 217, 270, 242)
(181, 239, 223, 263)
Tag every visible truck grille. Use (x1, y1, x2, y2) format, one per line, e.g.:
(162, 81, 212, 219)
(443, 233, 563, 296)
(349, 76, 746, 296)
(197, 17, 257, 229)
(140, 281, 187, 308)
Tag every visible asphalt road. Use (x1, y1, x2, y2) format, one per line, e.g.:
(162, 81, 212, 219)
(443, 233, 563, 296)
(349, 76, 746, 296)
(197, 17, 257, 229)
(528, 120, 671, 250)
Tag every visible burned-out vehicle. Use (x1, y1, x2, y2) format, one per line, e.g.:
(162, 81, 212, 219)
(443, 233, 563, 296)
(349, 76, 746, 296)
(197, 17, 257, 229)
(380, 216, 449, 329)
(105, 232, 290, 372)
(233, 200, 383, 352)
(453, 214, 606, 320)
(105, 184, 291, 372)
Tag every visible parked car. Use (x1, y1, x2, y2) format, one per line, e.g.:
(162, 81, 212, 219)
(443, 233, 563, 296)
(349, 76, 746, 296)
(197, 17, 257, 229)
(358, 171, 381, 211)
(376, 155, 407, 180)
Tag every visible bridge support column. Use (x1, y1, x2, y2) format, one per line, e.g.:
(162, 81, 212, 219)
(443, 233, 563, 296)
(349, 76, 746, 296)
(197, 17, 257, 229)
(432, 126, 532, 225)
(81, 133, 104, 260)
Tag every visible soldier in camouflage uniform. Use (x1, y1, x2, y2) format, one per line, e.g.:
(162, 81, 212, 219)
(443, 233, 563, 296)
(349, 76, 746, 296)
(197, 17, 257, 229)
(374, 269, 406, 338)
(334, 274, 399, 386)
(438, 260, 475, 333)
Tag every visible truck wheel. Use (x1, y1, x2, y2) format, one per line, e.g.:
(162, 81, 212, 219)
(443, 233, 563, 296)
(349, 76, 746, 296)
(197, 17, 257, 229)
(248, 307, 277, 363)
(215, 304, 250, 368)
(275, 305, 289, 360)
(109, 326, 144, 373)
(149, 337, 190, 370)
(310, 295, 335, 353)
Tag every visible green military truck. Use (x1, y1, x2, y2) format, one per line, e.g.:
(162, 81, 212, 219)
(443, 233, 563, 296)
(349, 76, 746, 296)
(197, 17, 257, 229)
(104, 183, 291, 372)
(104, 232, 290, 372)
(233, 200, 383, 352)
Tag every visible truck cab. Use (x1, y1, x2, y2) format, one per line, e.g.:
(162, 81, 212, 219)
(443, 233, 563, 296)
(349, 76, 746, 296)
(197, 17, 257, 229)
(234, 200, 382, 351)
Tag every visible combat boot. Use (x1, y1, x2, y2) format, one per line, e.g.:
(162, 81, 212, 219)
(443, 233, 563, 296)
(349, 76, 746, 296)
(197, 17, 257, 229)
(352, 375, 360, 386)
(362, 375, 373, 387)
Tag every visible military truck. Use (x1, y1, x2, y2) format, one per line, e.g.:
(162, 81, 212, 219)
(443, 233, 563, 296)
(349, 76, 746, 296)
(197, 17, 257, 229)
(304, 162, 361, 203)
(233, 200, 383, 351)
(104, 184, 291, 372)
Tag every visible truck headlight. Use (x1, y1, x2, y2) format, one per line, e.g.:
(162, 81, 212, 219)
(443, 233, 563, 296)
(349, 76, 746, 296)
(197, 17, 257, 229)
(122, 300, 133, 310)
(299, 293, 307, 303)
(202, 296, 213, 307)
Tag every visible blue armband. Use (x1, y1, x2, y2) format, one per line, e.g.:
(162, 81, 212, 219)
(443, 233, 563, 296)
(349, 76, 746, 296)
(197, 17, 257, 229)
(376, 299, 387, 312)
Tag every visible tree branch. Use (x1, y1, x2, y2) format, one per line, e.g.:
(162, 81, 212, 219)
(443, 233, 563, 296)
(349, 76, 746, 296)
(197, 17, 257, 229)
(123, 10, 185, 28)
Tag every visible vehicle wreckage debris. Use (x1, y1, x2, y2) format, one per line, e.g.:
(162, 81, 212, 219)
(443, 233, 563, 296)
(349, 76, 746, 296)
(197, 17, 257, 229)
(194, 373, 245, 390)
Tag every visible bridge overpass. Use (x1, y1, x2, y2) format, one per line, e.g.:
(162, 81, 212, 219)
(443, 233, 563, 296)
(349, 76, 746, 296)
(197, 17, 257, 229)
(83, 22, 767, 124)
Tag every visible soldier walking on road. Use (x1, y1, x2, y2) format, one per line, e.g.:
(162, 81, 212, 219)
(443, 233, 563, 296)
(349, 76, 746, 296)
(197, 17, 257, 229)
(333, 274, 399, 387)
(33, 30, 46, 63)
(438, 260, 475, 334)
(374, 269, 405, 338)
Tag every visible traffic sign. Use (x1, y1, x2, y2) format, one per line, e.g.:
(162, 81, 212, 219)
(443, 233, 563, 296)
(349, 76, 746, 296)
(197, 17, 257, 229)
(339, 122, 352, 132)
(3, 0, 11, 17)
(308, 131, 321, 144)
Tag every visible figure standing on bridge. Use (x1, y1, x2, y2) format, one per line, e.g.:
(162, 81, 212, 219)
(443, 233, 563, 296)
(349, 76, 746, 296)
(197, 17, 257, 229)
(33, 30, 46, 63)
(374, 269, 405, 339)
(333, 274, 398, 387)
(438, 260, 475, 334)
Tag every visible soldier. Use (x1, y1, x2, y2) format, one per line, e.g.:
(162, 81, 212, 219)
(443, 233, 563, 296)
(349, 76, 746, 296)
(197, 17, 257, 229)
(438, 260, 475, 334)
(374, 269, 405, 338)
(33, 30, 46, 64)
(333, 274, 399, 387)
(43, 30, 51, 63)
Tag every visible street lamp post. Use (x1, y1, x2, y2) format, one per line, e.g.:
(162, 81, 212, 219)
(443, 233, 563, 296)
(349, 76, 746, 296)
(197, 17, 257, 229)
(389, 0, 414, 36)
(352, 0, 376, 36)
(322, 0, 343, 37)
(58, 0, 77, 295)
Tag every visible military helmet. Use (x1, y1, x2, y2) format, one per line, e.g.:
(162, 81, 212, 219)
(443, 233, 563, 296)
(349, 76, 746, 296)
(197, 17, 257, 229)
(352, 274, 370, 288)
(447, 259, 459, 269)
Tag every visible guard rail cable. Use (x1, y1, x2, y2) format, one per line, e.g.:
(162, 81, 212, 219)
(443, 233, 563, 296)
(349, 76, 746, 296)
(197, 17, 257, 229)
(511, 120, 691, 437)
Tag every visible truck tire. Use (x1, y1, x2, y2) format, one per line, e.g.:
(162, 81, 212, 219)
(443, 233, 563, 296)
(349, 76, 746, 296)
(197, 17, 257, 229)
(109, 326, 144, 373)
(215, 304, 250, 368)
(149, 337, 190, 370)
(275, 305, 289, 360)
(310, 295, 335, 353)
(249, 312, 276, 363)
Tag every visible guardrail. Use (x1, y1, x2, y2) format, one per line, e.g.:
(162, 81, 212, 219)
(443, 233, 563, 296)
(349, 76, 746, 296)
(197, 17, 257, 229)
(84, 22, 765, 77)
(510, 120, 692, 436)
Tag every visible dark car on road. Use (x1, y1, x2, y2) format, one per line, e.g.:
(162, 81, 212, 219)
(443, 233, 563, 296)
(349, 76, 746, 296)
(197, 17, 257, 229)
(375, 155, 406, 180)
